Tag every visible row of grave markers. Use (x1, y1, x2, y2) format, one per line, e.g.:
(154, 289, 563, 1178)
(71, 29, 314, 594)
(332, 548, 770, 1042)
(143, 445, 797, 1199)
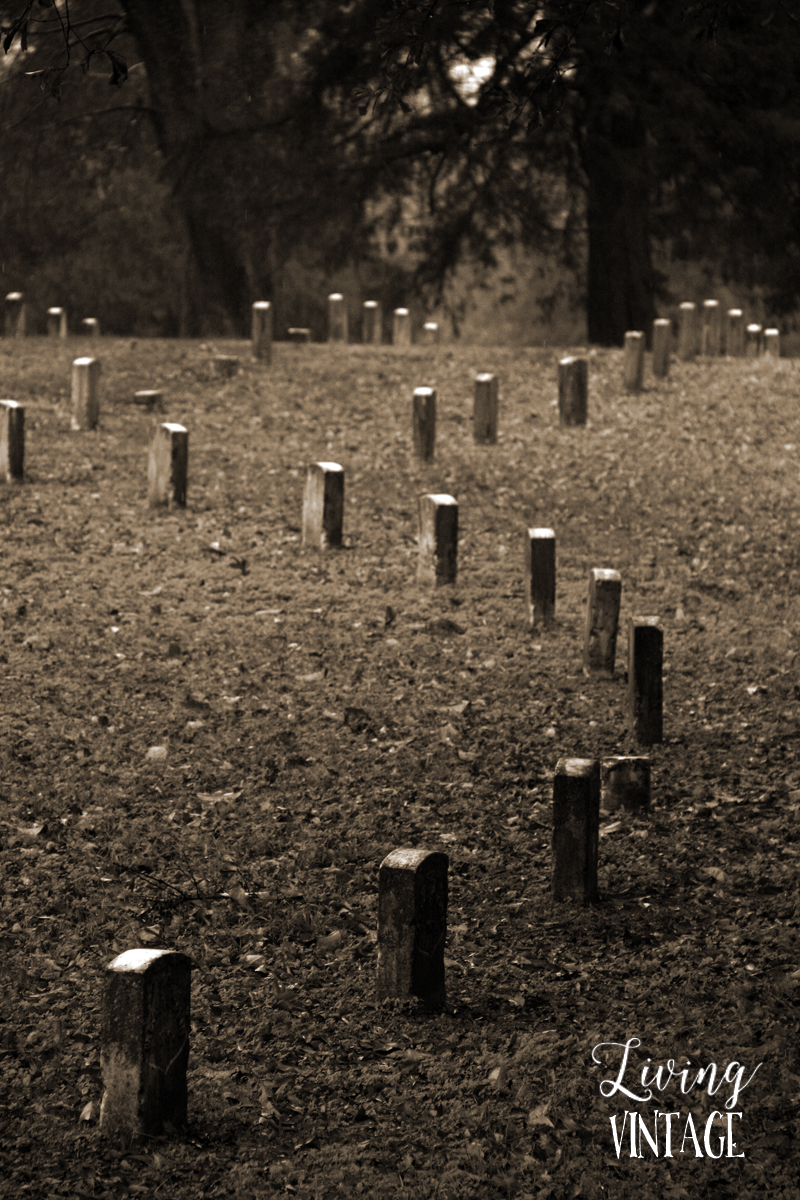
(100, 750, 649, 1137)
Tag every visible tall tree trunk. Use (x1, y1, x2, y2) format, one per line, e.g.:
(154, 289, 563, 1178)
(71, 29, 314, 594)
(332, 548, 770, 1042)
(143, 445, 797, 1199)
(578, 101, 657, 346)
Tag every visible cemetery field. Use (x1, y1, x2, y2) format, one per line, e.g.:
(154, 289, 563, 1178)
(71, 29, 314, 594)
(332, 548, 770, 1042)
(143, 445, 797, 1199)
(2, 335, 800, 1199)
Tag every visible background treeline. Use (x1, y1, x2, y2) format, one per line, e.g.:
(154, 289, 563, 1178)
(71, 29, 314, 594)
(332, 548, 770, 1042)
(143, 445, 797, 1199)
(1, 0, 799, 344)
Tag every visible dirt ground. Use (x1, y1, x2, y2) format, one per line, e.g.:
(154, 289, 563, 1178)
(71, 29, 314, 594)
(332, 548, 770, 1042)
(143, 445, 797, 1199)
(0, 335, 798, 1198)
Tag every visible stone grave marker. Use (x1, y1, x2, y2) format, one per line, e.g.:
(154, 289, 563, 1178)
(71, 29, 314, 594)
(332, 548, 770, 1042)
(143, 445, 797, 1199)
(5, 292, 26, 337)
(100, 948, 191, 1138)
(0, 400, 24, 482)
(726, 309, 745, 356)
(412, 386, 436, 461)
(328, 293, 348, 343)
(393, 307, 411, 346)
(623, 331, 644, 392)
(213, 354, 239, 378)
(701, 299, 721, 355)
(377, 848, 448, 1006)
(134, 390, 163, 412)
(601, 756, 651, 813)
(583, 568, 621, 677)
(48, 307, 67, 338)
(677, 302, 697, 361)
(651, 318, 671, 379)
(148, 423, 188, 508)
(764, 328, 780, 357)
(362, 300, 382, 344)
(473, 373, 499, 444)
(627, 617, 663, 744)
(418, 493, 457, 585)
(302, 461, 344, 550)
(422, 321, 440, 344)
(558, 357, 587, 426)
(71, 357, 100, 431)
(287, 328, 311, 343)
(81, 318, 100, 337)
(552, 758, 600, 903)
(745, 323, 763, 357)
(251, 301, 272, 362)
(525, 527, 555, 629)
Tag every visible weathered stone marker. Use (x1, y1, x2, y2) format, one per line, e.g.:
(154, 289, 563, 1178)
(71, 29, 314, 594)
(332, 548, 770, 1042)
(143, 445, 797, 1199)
(251, 301, 272, 362)
(418, 493, 457, 585)
(302, 461, 344, 550)
(677, 301, 697, 361)
(745, 323, 763, 357)
(701, 299, 721, 355)
(583, 568, 622, 676)
(422, 321, 440, 344)
(81, 317, 100, 337)
(148, 423, 188, 508)
(627, 617, 663, 744)
(0, 400, 24, 482)
(134, 390, 163, 412)
(213, 354, 239, 378)
(651, 318, 671, 379)
(377, 848, 448, 1006)
(525, 527, 555, 629)
(362, 300, 382, 344)
(558, 356, 587, 426)
(412, 386, 436, 461)
(552, 758, 599, 903)
(5, 292, 26, 337)
(623, 331, 644, 392)
(327, 293, 348, 343)
(764, 328, 781, 357)
(71, 357, 100, 431)
(473, 373, 499, 444)
(726, 308, 745, 356)
(100, 948, 191, 1138)
(287, 327, 311, 343)
(601, 756, 651, 813)
(48, 307, 67, 338)
(393, 307, 411, 346)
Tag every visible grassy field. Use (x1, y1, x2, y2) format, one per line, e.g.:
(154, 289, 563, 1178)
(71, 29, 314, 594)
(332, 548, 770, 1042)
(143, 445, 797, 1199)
(0, 335, 799, 1198)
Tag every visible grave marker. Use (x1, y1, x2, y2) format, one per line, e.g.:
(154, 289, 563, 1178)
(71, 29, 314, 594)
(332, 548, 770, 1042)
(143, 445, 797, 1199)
(81, 318, 100, 337)
(251, 301, 272, 362)
(601, 756, 651, 813)
(552, 758, 600, 903)
(148, 423, 188, 508)
(583, 568, 622, 677)
(362, 300, 382, 344)
(418, 493, 457, 586)
(48, 307, 67, 338)
(412, 386, 436, 461)
(558, 356, 587, 426)
(627, 617, 663, 744)
(473, 373, 499, 444)
(701, 299, 721, 355)
(677, 302, 697, 360)
(134, 390, 163, 412)
(745, 323, 763, 357)
(100, 948, 191, 1138)
(5, 292, 26, 337)
(327, 293, 348, 343)
(287, 327, 311, 343)
(422, 321, 440, 344)
(213, 354, 239, 377)
(623, 331, 644, 392)
(377, 848, 447, 1006)
(525, 527, 555, 629)
(393, 307, 411, 346)
(764, 328, 781, 357)
(0, 400, 24, 482)
(71, 357, 100, 431)
(302, 461, 344, 550)
(651, 318, 671, 379)
(726, 309, 745, 356)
